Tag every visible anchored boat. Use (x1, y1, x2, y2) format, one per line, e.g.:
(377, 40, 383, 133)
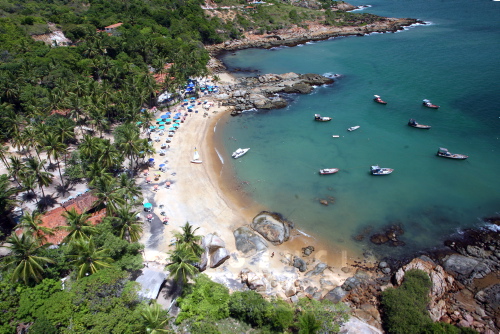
(371, 165, 394, 175)
(423, 99, 440, 109)
(232, 148, 250, 159)
(319, 168, 339, 175)
(436, 147, 468, 160)
(314, 114, 332, 122)
(408, 118, 431, 129)
(373, 95, 387, 104)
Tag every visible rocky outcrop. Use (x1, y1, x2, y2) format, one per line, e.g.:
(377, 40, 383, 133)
(210, 247, 230, 268)
(220, 73, 333, 112)
(239, 268, 266, 291)
(442, 254, 493, 284)
(233, 226, 268, 256)
(251, 211, 293, 245)
(207, 18, 421, 55)
(293, 256, 307, 272)
(202, 233, 226, 253)
(305, 262, 328, 277)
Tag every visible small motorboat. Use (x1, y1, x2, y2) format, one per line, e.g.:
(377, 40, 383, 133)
(371, 165, 394, 175)
(422, 99, 440, 109)
(373, 95, 387, 104)
(332, 135, 340, 138)
(408, 119, 431, 129)
(436, 147, 468, 160)
(319, 168, 339, 175)
(347, 125, 360, 131)
(314, 114, 332, 122)
(232, 148, 250, 159)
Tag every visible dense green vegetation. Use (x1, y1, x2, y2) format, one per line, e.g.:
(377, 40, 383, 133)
(381, 269, 477, 334)
(0, 0, 402, 333)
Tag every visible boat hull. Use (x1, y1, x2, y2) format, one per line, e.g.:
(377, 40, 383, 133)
(437, 153, 468, 160)
(319, 168, 339, 175)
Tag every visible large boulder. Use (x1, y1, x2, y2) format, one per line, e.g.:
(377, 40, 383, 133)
(251, 211, 292, 245)
(233, 226, 268, 257)
(283, 82, 313, 94)
(239, 268, 266, 291)
(323, 286, 348, 303)
(198, 251, 208, 272)
(210, 247, 230, 268)
(202, 233, 225, 254)
(442, 254, 492, 283)
(305, 262, 328, 277)
(299, 73, 334, 85)
(293, 256, 307, 272)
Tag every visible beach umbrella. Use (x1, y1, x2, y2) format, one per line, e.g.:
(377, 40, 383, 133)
(148, 158, 154, 162)
(146, 177, 151, 182)
(156, 118, 163, 122)
(169, 127, 176, 131)
(159, 126, 165, 130)
(183, 99, 188, 102)
(160, 114, 168, 119)
(165, 118, 172, 123)
(175, 112, 181, 116)
(158, 121, 166, 125)
(159, 164, 166, 168)
(149, 125, 156, 129)
(147, 214, 153, 219)
(143, 202, 152, 209)
(173, 124, 179, 128)
(174, 120, 181, 123)
(173, 116, 180, 120)
(136, 121, 142, 125)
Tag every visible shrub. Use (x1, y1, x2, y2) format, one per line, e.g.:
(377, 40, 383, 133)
(381, 269, 432, 334)
(297, 298, 350, 333)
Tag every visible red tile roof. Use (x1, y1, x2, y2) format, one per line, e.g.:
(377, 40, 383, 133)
(105, 23, 123, 29)
(38, 193, 106, 245)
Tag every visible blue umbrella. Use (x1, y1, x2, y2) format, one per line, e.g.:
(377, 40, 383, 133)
(158, 122, 166, 125)
(160, 114, 168, 119)
(156, 118, 163, 122)
(159, 126, 165, 130)
(174, 120, 181, 123)
(183, 99, 188, 102)
(175, 112, 181, 116)
(169, 127, 176, 131)
(149, 125, 156, 129)
(165, 118, 172, 123)
(190, 97, 196, 100)
(173, 116, 180, 119)
(149, 158, 155, 162)
(136, 121, 142, 125)
(159, 164, 166, 168)
(187, 105, 193, 109)
(143, 203, 152, 209)
(173, 124, 179, 128)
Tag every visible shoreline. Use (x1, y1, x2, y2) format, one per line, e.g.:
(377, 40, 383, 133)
(141, 73, 365, 297)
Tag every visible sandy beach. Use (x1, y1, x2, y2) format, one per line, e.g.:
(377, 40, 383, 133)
(140, 72, 367, 297)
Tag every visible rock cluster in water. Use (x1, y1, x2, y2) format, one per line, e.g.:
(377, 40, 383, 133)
(214, 72, 333, 113)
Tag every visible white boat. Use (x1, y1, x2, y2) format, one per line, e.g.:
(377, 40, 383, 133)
(370, 165, 394, 175)
(314, 114, 332, 122)
(191, 147, 202, 164)
(347, 125, 360, 131)
(319, 168, 339, 175)
(232, 148, 250, 159)
(332, 135, 340, 138)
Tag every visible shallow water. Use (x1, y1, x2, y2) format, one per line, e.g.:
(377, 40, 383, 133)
(215, 0, 500, 258)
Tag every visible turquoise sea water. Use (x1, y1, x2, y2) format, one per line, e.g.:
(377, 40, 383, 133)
(215, 0, 500, 258)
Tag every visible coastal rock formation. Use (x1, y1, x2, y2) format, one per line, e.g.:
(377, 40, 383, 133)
(239, 268, 266, 291)
(442, 254, 492, 283)
(210, 247, 230, 268)
(251, 211, 293, 245)
(202, 233, 226, 253)
(206, 18, 421, 54)
(233, 226, 268, 256)
(305, 262, 328, 277)
(302, 245, 315, 256)
(293, 256, 307, 272)
(221, 73, 333, 112)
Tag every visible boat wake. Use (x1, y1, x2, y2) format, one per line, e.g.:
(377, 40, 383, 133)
(215, 147, 224, 164)
(297, 229, 314, 238)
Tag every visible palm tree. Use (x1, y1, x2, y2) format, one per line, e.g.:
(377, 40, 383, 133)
(7, 156, 25, 188)
(24, 157, 53, 198)
(54, 118, 75, 145)
(18, 210, 53, 244)
(60, 208, 96, 243)
(42, 132, 67, 186)
(140, 301, 170, 334)
(116, 124, 144, 171)
(116, 174, 142, 204)
(298, 312, 321, 334)
(0, 144, 11, 169)
(165, 244, 199, 286)
(96, 139, 121, 171)
(174, 222, 204, 257)
(106, 204, 142, 242)
(0, 233, 54, 284)
(67, 238, 113, 279)
(0, 174, 18, 217)
(91, 176, 125, 216)
(79, 134, 101, 161)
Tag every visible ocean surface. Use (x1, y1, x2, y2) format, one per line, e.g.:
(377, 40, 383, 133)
(214, 0, 500, 258)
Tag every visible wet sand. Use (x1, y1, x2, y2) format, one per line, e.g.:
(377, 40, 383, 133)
(141, 72, 369, 296)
